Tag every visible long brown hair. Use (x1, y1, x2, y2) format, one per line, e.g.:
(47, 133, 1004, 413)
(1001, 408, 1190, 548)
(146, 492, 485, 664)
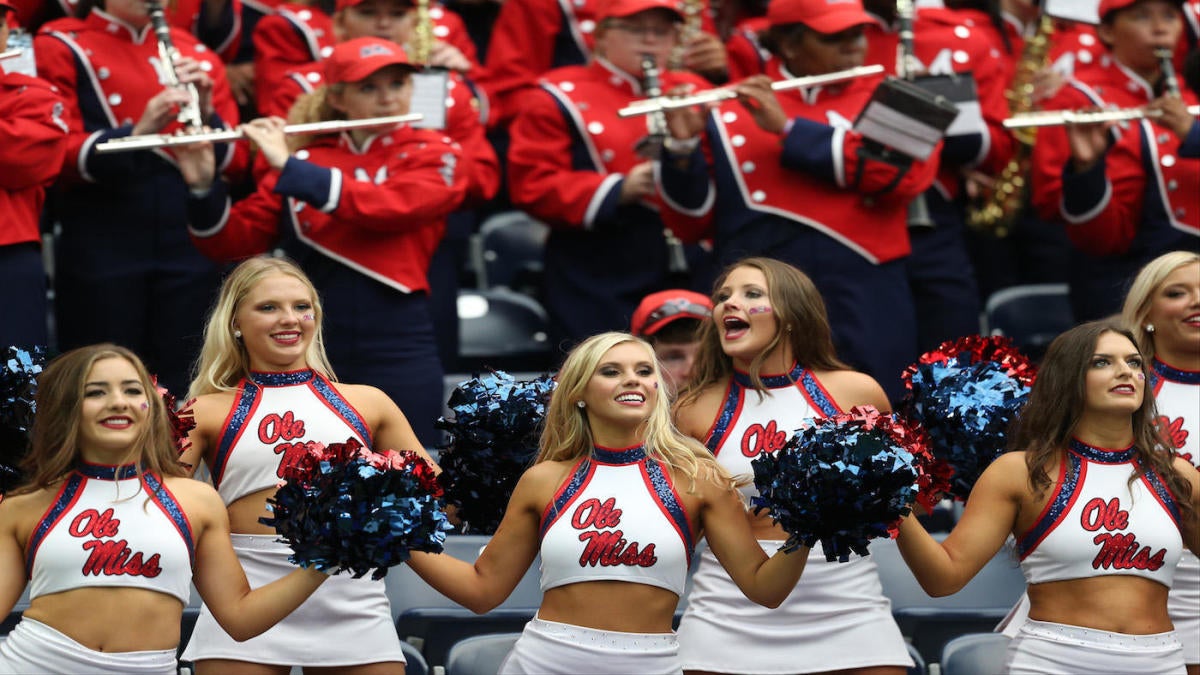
(679, 257, 847, 406)
(1010, 321, 1193, 518)
(15, 344, 187, 496)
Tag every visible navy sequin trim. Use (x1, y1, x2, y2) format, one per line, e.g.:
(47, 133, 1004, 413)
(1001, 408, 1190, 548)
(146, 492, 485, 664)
(26, 474, 84, 572)
(1018, 453, 1082, 558)
(76, 463, 138, 480)
(593, 445, 645, 464)
(800, 370, 838, 417)
(310, 375, 371, 445)
(1139, 464, 1182, 525)
(249, 369, 315, 386)
(144, 473, 196, 565)
(706, 381, 742, 454)
(1069, 438, 1136, 464)
(1154, 360, 1200, 385)
(540, 460, 592, 539)
(732, 363, 804, 389)
(214, 381, 260, 484)
(643, 459, 694, 556)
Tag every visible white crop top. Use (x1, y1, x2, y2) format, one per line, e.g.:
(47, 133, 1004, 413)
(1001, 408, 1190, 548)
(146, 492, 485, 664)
(1152, 359, 1199, 468)
(705, 364, 841, 499)
(1017, 439, 1182, 588)
(26, 464, 194, 604)
(211, 370, 372, 505)
(539, 445, 694, 595)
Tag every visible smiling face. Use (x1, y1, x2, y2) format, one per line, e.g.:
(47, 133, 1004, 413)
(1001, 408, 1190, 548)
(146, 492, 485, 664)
(1146, 261, 1200, 364)
(233, 272, 317, 372)
(580, 341, 660, 436)
(713, 265, 784, 369)
(1083, 331, 1146, 418)
(78, 356, 149, 462)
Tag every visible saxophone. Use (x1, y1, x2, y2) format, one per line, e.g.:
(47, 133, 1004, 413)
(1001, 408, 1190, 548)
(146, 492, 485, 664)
(668, 0, 703, 70)
(965, 14, 1054, 238)
(410, 0, 434, 65)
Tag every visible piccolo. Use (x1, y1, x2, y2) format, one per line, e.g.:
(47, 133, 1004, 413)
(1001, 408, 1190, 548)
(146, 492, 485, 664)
(1004, 105, 1200, 129)
(95, 113, 424, 153)
(0, 49, 22, 60)
(617, 65, 886, 118)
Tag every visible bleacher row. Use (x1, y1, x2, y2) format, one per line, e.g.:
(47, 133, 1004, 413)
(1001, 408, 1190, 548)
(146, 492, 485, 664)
(0, 531, 1025, 675)
(457, 210, 1076, 375)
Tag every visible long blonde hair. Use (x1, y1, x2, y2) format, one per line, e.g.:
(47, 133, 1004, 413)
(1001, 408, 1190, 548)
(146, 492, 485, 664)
(189, 256, 336, 398)
(15, 345, 187, 496)
(1120, 251, 1200, 360)
(286, 84, 346, 151)
(538, 332, 734, 494)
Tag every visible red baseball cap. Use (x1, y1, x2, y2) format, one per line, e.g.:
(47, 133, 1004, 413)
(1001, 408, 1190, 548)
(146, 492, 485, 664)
(0, 1, 16, 15)
(597, 0, 684, 22)
(631, 290, 713, 337)
(1097, 0, 1182, 20)
(767, 0, 874, 33)
(324, 37, 414, 85)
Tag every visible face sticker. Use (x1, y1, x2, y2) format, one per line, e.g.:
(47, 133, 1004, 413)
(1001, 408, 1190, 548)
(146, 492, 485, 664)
(747, 306, 773, 315)
(1136, 372, 1146, 381)
(301, 314, 315, 322)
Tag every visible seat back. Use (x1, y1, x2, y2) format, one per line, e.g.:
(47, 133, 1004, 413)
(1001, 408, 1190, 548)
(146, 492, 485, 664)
(470, 211, 549, 293)
(939, 632, 1011, 675)
(400, 639, 430, 675)
(457, 289, 553, 372)
(444, 632, 521, 675)
(984, 284, 1073, 361)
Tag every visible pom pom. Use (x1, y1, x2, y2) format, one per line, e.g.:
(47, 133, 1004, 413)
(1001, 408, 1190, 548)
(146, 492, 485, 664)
(153, 378, 196, 458)
(751, 406, 928, 562)
(435, 371, 556, 534)
(901, 335, 1036, 501)
(0, 346, 46, 494)
(262, 438, 452, 579)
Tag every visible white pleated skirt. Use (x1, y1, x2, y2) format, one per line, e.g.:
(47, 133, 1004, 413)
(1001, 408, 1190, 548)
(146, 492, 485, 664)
(499, 615, 680, 675)
(1006, 619, 1184, 674)
(0, 618, 177, 675)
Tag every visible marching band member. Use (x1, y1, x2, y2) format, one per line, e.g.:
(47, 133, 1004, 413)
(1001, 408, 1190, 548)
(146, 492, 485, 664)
(0, 343, 328, 675)
(33, 0, 239, 397)
(1122, 251, 1200, 675)
(181, 37, 468, 445)
(0, 0, 67, 349)
(895, 319, 1199, 674)
(657, 0, 940, 403)
(506, 0, 714, 347)
(1029, 0, 1199, 322)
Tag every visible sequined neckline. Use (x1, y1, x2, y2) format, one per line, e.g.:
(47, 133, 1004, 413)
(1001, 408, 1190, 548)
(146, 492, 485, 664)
(1153, 359, 1200, 385)
(249, 370, 315, 386)
(76, 462, 139, 480)
(733, 363, 804, 389)
(1068, 438, 1136, 464)
(592, 444, 646, 464)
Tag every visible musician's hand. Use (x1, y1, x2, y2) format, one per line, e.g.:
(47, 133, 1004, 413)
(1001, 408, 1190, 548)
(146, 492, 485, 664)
(1065, 111, 1112, 173)
(133, 88, 197, 135)
(427, 41, 473, 73)
(241, 117, 291, 170)
(683, 32, 729, 84)
(226, 62, 256, 108)
(174, 132, 217, 191)
(733, 75, 787, 135)
(1147, 95, 1196, 140)
(619, 161, 656, 204)
(174, 56, 216, 122)
(662, 83, 707, 139)
(1031, 67, 1066, 104)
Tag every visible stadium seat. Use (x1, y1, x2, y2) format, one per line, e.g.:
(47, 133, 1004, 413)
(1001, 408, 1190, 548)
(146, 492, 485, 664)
(939, 632, 1011, 675)
(873, 536, 1025, 664)
(469, 211, 549, 293)
(983, 284, 1073, 361)
(457, 289, 553, 372)
(443, 632, 520, 675)
(397, 608, 535, 670)
(400, 640, 430, 675)
(907, 641, 927, 675)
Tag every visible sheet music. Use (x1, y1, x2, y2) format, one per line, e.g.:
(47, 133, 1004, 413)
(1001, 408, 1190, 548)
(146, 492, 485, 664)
(409, 69, 449, 130)
(2, 30, 37, 78)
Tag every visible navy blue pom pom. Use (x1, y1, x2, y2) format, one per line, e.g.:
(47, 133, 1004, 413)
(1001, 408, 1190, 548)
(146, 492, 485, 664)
(436, 371, 556, 534)
(751, 406, 926, 562)
(262, 439, 452, 579)
(1, 346, 46, 494)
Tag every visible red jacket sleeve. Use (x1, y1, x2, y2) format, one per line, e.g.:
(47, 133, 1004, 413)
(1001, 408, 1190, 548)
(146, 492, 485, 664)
(0, 74, 69, 191)
(477, 0, 563, 128)
(189, 172, 285, 261)
(446, 76, 500, 205)
(253, 8, 327, 116)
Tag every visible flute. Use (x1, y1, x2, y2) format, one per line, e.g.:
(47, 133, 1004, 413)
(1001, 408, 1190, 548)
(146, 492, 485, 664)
(95, 113, 424, 153)
(1004, 105, 1200, 129)
(0, 49, 21, 60)
(617, 65, 885, 117)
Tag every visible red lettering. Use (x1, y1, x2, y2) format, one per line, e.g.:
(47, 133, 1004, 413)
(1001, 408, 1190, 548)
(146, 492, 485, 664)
(577, 530, 658, 568)
(571, 498, 622, 529)
(1091, 533, 1166, 572)
(1080, 498, 1129, 532)
(740, 421, 788, 458)
(258, 411, 306, 444)
(81, 540, 163, 578)
(1155, 416, 1189, 450)
(68, 509, 120, 538)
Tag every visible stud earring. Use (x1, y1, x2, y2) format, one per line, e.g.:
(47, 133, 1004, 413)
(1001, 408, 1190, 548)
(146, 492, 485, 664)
(234, 329, 242, 339)
(576, 400, 586, 409)
(1145, 324, 1155, 333)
